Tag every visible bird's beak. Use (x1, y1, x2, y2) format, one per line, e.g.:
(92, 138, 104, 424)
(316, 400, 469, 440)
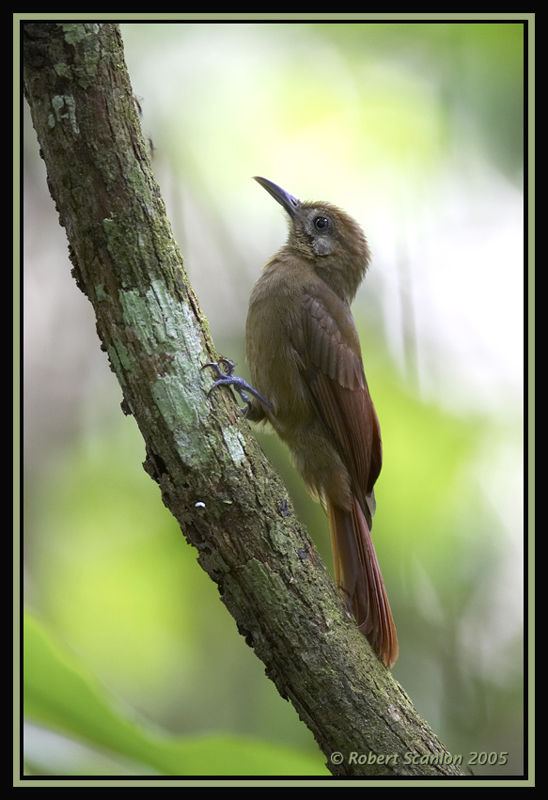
(253, 176, 300, 219)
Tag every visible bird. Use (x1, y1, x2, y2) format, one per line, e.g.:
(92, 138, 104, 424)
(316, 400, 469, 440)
(205, 176, 398, 667)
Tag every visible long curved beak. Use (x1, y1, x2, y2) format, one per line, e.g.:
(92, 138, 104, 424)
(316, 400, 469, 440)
(253, 176, 300, 219)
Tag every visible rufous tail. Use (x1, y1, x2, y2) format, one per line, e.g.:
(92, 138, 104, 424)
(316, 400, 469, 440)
(327, 496, 398, 667)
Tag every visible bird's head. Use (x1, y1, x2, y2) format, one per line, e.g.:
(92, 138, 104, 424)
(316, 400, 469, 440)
(254, 176, 371, 302)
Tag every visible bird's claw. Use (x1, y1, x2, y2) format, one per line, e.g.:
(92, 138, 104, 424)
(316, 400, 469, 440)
(202, 358, 272, 411)
(202, 357, 237, 385)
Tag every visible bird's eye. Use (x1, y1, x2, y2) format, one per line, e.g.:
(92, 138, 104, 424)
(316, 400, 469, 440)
(314, 216, 330, 231)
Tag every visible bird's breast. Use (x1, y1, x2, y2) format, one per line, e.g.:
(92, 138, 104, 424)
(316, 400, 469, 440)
(245, 258, 313, 424)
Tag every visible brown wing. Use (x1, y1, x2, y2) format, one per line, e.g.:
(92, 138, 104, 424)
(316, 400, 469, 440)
(296, 283, 382, 521)
(295, 284, 397, 666)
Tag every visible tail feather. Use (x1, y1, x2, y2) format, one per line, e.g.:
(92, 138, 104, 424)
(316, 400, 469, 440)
(327, 496, 398, 668)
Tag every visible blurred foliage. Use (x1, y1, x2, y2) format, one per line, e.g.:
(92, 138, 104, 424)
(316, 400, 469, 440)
(23, 357, 523, 776)
(23, 19, 525, 778)
(23, 611, 328, 776)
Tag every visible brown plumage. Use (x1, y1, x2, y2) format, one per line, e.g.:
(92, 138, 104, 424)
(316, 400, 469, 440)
(210, 177, 398, 667)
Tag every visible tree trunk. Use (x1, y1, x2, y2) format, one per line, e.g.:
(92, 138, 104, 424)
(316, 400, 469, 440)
(22, 22, 464, 777)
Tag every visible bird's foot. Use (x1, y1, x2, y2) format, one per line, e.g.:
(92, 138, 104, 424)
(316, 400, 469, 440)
(202, 358, 272, 411)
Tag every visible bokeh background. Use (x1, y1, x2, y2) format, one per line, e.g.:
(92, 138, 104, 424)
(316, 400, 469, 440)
(23, 20, 526, 777)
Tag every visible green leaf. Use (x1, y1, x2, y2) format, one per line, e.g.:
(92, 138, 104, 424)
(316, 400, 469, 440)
(23, 611, 328, 776)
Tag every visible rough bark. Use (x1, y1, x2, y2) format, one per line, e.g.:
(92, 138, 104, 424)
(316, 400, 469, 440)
(22, 22, 464, 777)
